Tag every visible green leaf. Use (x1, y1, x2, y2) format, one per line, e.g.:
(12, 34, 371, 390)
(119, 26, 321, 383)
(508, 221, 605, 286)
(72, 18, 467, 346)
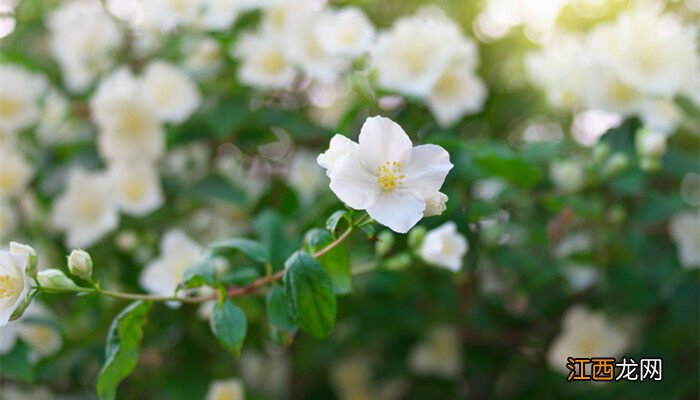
(184, 174, 246, 205)
(182, 254, 216, 289)
(326, 210, 351, 234)
(97, 301, 152, 400)
(0, 341, 34, 382)
(304, 229, 351, 295)
(209, 238, 271, 264)
(471, 144, 542, 188)
(266, 283, 297, 331)
(210, 299, 247, 357)
(283, 251, 337, 339)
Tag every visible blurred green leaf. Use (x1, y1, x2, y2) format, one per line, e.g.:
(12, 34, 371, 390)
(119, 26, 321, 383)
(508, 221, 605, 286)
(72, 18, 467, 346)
(210, 299, 247, 357)
(266, 283, 297, 332)
(0, 341, 33, 382)
(182, 255, 216, 289)
(304, 228, 352, 295)
(210, 238, 271, 265)
(184, 175, 246, 205)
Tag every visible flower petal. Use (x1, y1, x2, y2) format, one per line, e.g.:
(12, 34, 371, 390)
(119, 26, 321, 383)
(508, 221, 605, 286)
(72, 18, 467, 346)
(367, 189, 425, 233)
(358, 116, 413, 169)
(329, 153, 381, 210)
(403, 144, 453, 198)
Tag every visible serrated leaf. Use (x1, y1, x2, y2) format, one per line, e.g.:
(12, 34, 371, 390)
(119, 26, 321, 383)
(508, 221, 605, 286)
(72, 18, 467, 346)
(209, 238, 270, 264)
(304, 229, 351, 294)
(210, 299, 247, 357)
(97, 301, 152, 400)
(266, 283, 297, 331)
(326, 210, 351, 234)
(283, 251, 337, 339)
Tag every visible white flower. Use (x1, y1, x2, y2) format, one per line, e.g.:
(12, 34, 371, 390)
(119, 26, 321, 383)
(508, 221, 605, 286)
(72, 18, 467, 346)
(90, 69, 164, 162)
(408, 325, 462, 378)
(232, 28, 296, 90)
(108, 161, 164, 216)
(287, 150, 326, 203)
(423, 192, 448, 217)
(636, 128, 667, 158)
(581, 68, 644, 116)
(549, 160, 585, 193)
(427, 47, 487, 127)
(316, 134, 358, 177)
(13, 302, 62, 362)
(0, 249, 30, 326)
(324, 116, 453, 233)
(206, 378, 245, 400)
(199, 0, 241, 31)
(330, 357, 374, 400)
(68, 249, 93, 281)
(139, 230, 203, 304)
(182, 36, 223, 78)
(37, 89, 74, 144)
(638, 98, 683, 134)
(419, 222, 468, 271)
(142, 0, 202, 32)
(141, 60, 201, 124)
(547, 305, 630, 374)
(372, 9, 464, 97)
(669, 211, 700, 269)
(0, 149, 32, 197)
(315, 6, 375, 57)
(0, 64, 45, 133)
(47, 0, 123, 92)
(52, 169, 119, 248)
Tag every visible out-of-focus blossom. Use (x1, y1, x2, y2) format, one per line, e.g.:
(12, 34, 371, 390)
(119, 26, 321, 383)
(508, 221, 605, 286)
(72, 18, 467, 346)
(0, 149, 32, 198)
(182, 37, 223, 78)
(547, 305, 630, 374)
(636, 128, 668, 171)
(525, 39, 589, 109)
(0, 203, 16, 241)
(36, 89, 75, 144)
(206, 378, 245, 400)
(141, 60, 201, 124)
(13, 302, 63, 362)
(90, 69, 164, 162)
(199, 0, 241, 31)
(427, 57, 487, 127)
(239, 351, 290, 397)
(0, 385, 53, 400)
(52, 169, 119, 248)
(669, 211, 700, 269)
(419, 222, 468, 271)
(549, 160, 585, 193)
(232, 28, 297, 90)
(408, 325, 462, 378)
(287, 150, 327, 203)
(141, 0, 202, 32)
(331, 357, 374, 400)
(0, 64, 46, 133)
(139, 230, 203, 304)
(315, 6, 375, 57)
(322, 116, 453, 233)
(47, 0, 123, 92)
(108, 162, 164, 217)
(472, 178, 506, 201)
(0, 249, 30, 326)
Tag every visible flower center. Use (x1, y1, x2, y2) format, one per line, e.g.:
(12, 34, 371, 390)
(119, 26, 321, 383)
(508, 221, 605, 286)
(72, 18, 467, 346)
(0, 97, 20, 118)
(0, 274, 21, 299)
(376, 161, 405, 191)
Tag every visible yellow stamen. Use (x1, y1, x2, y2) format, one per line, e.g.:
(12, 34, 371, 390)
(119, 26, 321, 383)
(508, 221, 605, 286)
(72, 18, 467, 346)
(376, 161, 405, 191)
(0, 274, 21, 299)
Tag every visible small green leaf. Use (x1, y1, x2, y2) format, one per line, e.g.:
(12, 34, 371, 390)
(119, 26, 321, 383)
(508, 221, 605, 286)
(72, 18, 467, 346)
(266, 283, 297, 331)
(304, 229, 351, 294)
(182, 254, 215, 289)
(326, 210, 351, 234)
(97, 301, 152, 400)
(209, 238, 271, 264)
(210, 299, 247, 357)
(283, 251, 337, 339)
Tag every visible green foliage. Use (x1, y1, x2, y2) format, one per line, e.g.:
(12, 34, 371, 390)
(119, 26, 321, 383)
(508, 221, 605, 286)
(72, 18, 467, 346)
(304, 228, 352, 294)
(209, 299, 247, 357)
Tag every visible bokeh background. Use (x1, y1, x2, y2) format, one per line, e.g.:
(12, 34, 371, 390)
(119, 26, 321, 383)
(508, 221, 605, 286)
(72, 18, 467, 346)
(0, 0, 698, 399)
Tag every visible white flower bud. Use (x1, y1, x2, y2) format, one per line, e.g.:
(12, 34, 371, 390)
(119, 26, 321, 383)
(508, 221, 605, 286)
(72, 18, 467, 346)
(68, 249, 93, 281)
(602, 153, 630, 178)
(636, 128, 667, 158)
(423, 192, 448, 217)
(37, 269, 78, 290)
(9, 242, 38, 277)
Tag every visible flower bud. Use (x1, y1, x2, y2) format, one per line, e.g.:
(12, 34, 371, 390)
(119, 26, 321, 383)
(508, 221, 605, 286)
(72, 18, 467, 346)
(408, 226, 427, 249)
(424, 192, 448, 217)
(9, 242, 38, 277)
(375, 230, 394, 257)
(384, 253, 412, 270)
(68, 249, 93, 281)
(37, 269, 78, 290)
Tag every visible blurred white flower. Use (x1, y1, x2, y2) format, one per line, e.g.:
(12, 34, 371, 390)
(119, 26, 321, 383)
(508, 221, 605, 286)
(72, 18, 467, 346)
(239, 351, 290, 397)
(324, 116, 453, 233)
(140, 230, 203, 304)
(372, 9, 464, 97)
(472, 178, 506, 201)
(669, 211, 700, 269)
(524, 39, 589, 108)
(90, 69, 164, 162)
(408, 325, 462, 378)
(233, 28, 296, 90)
(638, 98, 683, 135)
(13, 302, 63, 362)
(199, 0, 241, 31)
(636, 128, 667, 170)
(0, 64, 46, 133)
(206, 378, 245, 400)
(141, 0, 202, 32)
(561, 263, 601, 292)
(0, 203, 16, 241)
(549, 160, 585, 193)
(36, 89, 74, 144)
(316, 134, 358, 177)
(581, 69, 644, 116)
(0, 249, 30, 326)
(287, 150, 326, 204)
(52, 169, 119, 248)
(0, 149, 32, 198)
(419, 222, 468, 271)
(108, 161, 164, 216)
(423, 191, 448, 217)
(141, 60, 201, 124)
(427, 46, 487, 127)
(182, 37, 223, 78)
(47, 0, 123, 92)
(315, 6, 375, 57)
(331, 357, 375, 400)
(547, 305, 630, 374)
